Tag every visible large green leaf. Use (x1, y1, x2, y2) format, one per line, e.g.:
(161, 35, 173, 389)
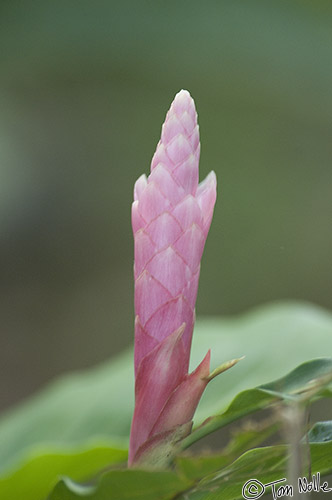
(1, 302, 332, 500)
(0, 349, 133, 473)
(5, 357, 330, 500)
(0, 445, 127, 500)
(178, 420, 332, 500)
(191, 303, 332, 422)
(49, 422, 332, 500)
(180, 441, 332, 500)
(1, 302, 332, 472)
(49, 470, 191, 500)
(182, 357, 332, 449)
(177, 422, 332, 499)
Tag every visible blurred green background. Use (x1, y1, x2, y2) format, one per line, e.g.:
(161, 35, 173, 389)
(1, 0, 331, 412)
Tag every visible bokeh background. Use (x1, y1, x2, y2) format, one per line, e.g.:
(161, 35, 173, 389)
(1, 0, 331, 413)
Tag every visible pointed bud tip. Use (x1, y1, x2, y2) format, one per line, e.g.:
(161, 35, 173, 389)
(176, 89, 192, 99)
(171, 89, 196, 117)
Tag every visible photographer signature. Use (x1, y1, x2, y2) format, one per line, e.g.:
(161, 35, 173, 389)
(242, 473, 332, 499)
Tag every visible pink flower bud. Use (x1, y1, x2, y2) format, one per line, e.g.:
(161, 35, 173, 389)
(129, 90, 217, 466)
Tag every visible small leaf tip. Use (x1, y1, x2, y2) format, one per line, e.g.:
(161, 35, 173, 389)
(204, 355, 245, 382)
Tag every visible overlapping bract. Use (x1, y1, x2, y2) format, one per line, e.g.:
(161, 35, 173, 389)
(129, 90, 217, 466)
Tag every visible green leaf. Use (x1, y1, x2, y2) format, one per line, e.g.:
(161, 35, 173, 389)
(191, 303, 332, 423)
(182, 357, 332, 449)
(178, 440, 332, 500)
(307, 421, 332, 443)
(183, 446, 289, 500)
(259, 357, 332, 401)
(0, 445, 127, 500)
(44, 359, 332, 500)
(49, 470, 191, 500)
(50, 428, 332, 500)
(0, 350, 133, 473)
